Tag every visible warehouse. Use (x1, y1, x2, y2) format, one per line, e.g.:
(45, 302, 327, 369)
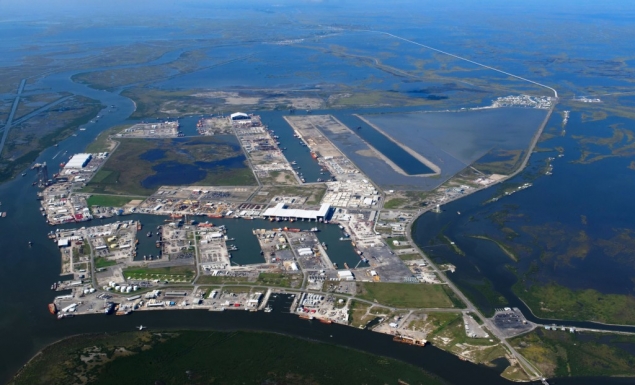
(262, 203, 331, 221)
(65, 153, 92, 169)
(230, 112, 251, 121)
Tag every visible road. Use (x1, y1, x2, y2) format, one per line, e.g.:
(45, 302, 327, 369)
(0, 79, 26, 157)
(358, 29, 558, 98)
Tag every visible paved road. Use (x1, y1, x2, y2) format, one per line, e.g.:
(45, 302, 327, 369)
(0, 79, 26, 157)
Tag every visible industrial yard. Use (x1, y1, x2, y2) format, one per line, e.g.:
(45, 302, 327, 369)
(39, 109, 526, 364)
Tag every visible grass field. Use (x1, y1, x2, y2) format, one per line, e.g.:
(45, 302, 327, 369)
(356, 282, 455, 308)
(510, 329, 635, 378)
(383, 197, 408, 209)
(348, 300, 373, 328)
(83, 124, 130, 153)
(398, 253, 423, 261)
(94, 257, 117, 269)
(86, 194, 136, 208)
(9, 331, 444, 385)
(255, 272, 298, 288)
(123, 265, 195, 282)
(195, 275, 252, 285)
(83, 136, 256, 196)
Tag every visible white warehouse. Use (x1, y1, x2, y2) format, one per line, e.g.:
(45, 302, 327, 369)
(65, 153, 92, 169)
(262, 203, 331, 221)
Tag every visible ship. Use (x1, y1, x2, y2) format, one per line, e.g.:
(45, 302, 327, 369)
(208, 214, 224, 218)
(137, 222, 142, 230)
(310, 152, 318, 159)
(393, 334, 427, 346)
(319, 318, 332, 324)
(116, 310, 131, 316)
(48, 303, 57, 314)
(299, 314, 314, 320)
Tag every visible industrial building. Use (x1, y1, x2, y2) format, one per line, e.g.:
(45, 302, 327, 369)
(262, 203, 331, 221)
(65, 153, 92, 169)
(337, 270, 355, 281)
(230, 112, 250, 121)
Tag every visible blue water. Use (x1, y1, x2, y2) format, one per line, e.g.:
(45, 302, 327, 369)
(139, 148, 167, 161)
(141, 155, 247, 190)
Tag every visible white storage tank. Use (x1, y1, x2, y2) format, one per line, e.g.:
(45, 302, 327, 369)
(133, 286, 139, 291)
(126, 286, 132, 293)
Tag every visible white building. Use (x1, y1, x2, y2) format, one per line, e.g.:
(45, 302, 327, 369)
(337, 270, 355, 281)
(230, 112, 250, 121)
(262, 203, 331, 221)
(65, 153, 92, 169)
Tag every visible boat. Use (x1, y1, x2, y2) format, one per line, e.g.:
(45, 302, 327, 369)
(57, 313, 74, 319)
(48, 303, 57, 314)
(116, 310, 131, 316)
(147, 232, 152, 237)
(299, 314, 314, 320)
(311, 152, 318, 159)
(319, 318, 332, 324)
(264, 306, 273, 313)
(50, 282, 58, 290)
(344, 262, 350, 269)
(393, 334, 427, 346)
(137, 222, 142, 230)
(1, 212, 6, 217)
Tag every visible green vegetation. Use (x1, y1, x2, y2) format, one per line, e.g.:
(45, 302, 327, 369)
(515, 282, 635, 325)
(86, 195, 135, 208)
(94, 257, 117, 269)
(473, 149, 525, 175)
(82, 136, 256, 196)
(425, 313, 507, 365)
(348, 300, 373, 328)
(398, 253, 422, 261)
(357, 282, 455, 308)
(123, 265, 195, 282)
(10, 331, 443, 385)
(0, 96, 103, 183)
(383, 197, 408, 209)
(84, 125, 130, 153)
(469, 235, 518, 262)
(195, 275, 251, 285)
(511, 329, 635, 378)
(255, 272, 298, 288)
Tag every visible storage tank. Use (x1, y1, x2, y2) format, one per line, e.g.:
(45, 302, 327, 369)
(133, 286, 139, 291)
(126, 286, 132, 293)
